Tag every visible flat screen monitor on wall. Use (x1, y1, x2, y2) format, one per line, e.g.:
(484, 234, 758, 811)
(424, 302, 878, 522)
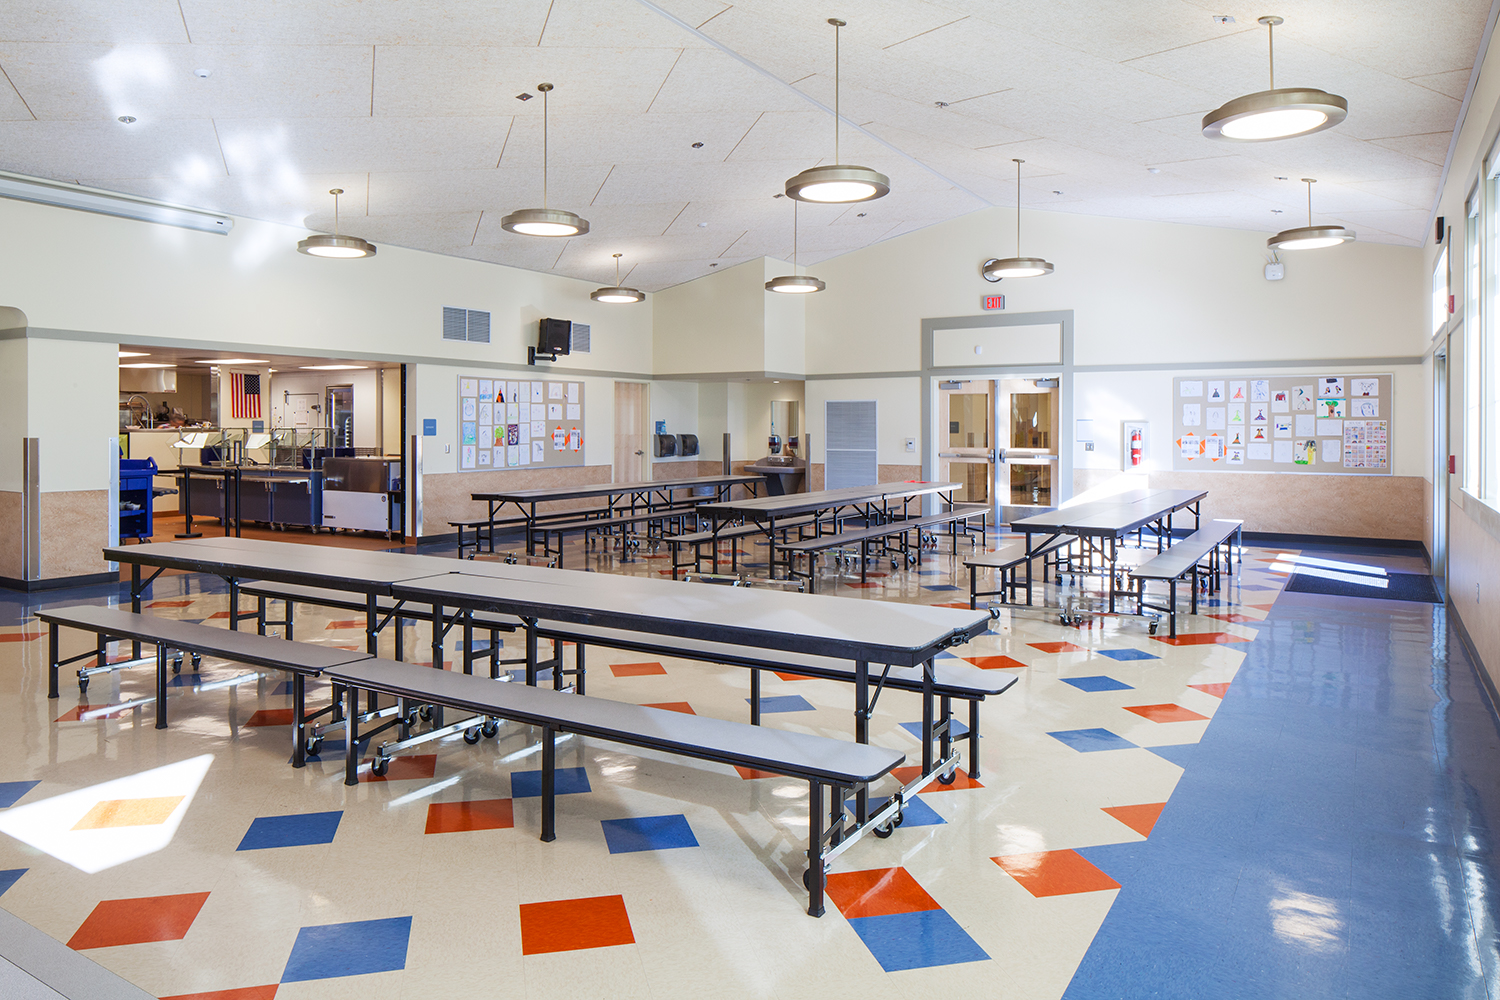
(539, 318, 572, 355)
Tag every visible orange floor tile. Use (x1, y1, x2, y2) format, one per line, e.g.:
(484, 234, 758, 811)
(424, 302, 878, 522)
(993, 850, 1122, 898)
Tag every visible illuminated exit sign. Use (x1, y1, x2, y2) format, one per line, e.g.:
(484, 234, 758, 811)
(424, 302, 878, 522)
(981, 294, 1005, 311)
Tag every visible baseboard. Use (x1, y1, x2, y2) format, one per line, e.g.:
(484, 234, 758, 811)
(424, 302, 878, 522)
(1448, 601, 1500, 728)
(0, 571, 117, 593)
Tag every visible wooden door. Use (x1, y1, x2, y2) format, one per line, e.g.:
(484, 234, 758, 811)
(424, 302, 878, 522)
(614, 381, 649, 482)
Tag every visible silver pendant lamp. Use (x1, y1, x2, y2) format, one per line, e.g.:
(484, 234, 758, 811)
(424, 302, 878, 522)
(766, 199, 825, 293)
(297, 188, 376, 258)
(1202, 16, 1347, 141)
(592, 253, 645, 303)
(982, 159, 1053, 280)
(502, 83, 590, 237)
(783, 19, 889, 204)
(1268, 178, 1354, 250)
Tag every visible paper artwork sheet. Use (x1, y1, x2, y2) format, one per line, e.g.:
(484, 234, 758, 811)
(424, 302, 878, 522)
(1320, 398, 1346, 418)
(1295, 415, 1315, 436)
(461, 445, 476, 469)
(461, 421, 476, 445)
(1180, 433, 1200, 458)
(552, 426, 566, 451)
(1292, 386, 1315, 410)
(1319, 377, 1344, 398)
(532, 440, 545, 462)
(531, 383, 544, 403)
(1229, 380, 1247, 401)
(1206, 407, 1226, 430)
(492, 447, 504, 467)
(1343, 420, 1389, 469)
(479, 424, 492, 448)
(1351, 377, 1379, 397)
(1250, 405, 1269, 424)
(1248, 443, 1273, 462)
(531, 420, 545, 437)
(1207, 381, 1226, 402)
(506, 382, 519, 402)
(549, 382, 564, 400)
(507, 424, 520, 446)
(1316, 419, 1343, 436)
(1351, 398, 1379, 418)
(518, 442, 531, 466)
(1250, 379, 1271, 402)
(1271, 389, 1290, 413)
(1228, 404, 1245, 425)
(1227, 448, 1245, 465)
(1295, 440, 1316, 465)
(506, 402, 519, 423)
(479, 380, 494, 403)
(478, 402, 493, 425)
(1274, 418, 1292, 438)
(461, 378, 478, 397)
(519, 402, 530, 422)
(566, 404, 581, 421)
(567, 383, 580, 404)
(1249, 425, 1268, 442)
(477, 447, 491, 467)
(1182, 403, 1202, 427)
(493, 426, 505, 447)
(1273, 441, 1294, 463)
(462, 398, 477, 420)
(1228, 430, 1244, 447)
(548, 403, 563, 420)
(1322, 439, 1342, 464)
(502, 445, 515, 466)
(1204, 434, 1225, 461)
(568, 428, 582, 451)
(1180, 380, 1203, 398)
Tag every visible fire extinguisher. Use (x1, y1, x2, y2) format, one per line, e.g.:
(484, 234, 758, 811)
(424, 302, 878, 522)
(1129, 427, 1143, 467)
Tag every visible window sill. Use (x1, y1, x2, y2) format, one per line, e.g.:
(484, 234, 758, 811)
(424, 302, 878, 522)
(1459, 488, 1500, 546)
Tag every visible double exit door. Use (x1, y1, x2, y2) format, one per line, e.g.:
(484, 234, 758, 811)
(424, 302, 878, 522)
(937, 378, 1061, 518)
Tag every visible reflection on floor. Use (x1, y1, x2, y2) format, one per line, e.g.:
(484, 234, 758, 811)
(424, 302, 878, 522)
(0, 529, 1493, 1000)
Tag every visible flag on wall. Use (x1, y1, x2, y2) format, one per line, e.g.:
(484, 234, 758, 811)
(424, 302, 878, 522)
(230, 372, 261, 420)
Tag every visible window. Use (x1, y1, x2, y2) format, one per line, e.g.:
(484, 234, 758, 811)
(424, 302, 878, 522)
(1466, 194, 1481, 492)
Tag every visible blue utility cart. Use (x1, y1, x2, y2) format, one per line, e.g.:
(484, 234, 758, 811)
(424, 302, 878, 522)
(119, 457, 158, 542)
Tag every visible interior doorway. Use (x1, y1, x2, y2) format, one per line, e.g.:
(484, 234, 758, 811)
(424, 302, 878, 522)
(1433, 344, 1449, 594)
(937, 376, 1061, 521)
(614, 381, 650, 482)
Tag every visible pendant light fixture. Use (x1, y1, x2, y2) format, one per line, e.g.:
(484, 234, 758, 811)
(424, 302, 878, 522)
(297, 188, 376, 258)
(1268, 178, 1355, 250)
(1202, 16, 1347, 141)
(766, 199, 825, 293)
(502, 83, 590, 237)
(592, 253, 645, 303)
(783, 19, 889, 204)
(981, 159, 1053, 280)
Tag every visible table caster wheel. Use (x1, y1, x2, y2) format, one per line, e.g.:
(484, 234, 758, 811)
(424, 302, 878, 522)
(419, 706, 434, 721)
(78, 678, 89, 696)
(191, 653, 201, 670)
(1149, 622, 1159, 635)
(802, 868, 828, 890)
(937, 769, 957, 785)
(482, 721, 499, 738)
(172, 656, 182, 674)
(305, 735, 323, 755)
(463, 727, 482, 745)
(371, 756, 390, 776)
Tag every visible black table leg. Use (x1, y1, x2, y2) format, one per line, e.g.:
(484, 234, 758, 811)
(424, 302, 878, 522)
(749, 669, 761, 725)
(155, 642, 168, 729)
(48, 623, 59, 700)
(540, 725, 557, 842)
(806, 780, 825, 917)
(968, 699, 981, 779)
(292, 672, 306, 768)
(343, 685, 360, 786)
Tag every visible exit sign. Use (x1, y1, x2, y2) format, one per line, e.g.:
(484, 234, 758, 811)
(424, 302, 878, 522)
(982, 294, 1005, 311)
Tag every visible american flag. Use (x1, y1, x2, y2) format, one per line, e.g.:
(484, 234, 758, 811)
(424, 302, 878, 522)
(230, 372, 262, 419)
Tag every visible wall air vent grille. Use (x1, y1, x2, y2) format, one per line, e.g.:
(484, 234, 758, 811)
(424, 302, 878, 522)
(570, 323, 590, 353)
(442, 307, 491, 343)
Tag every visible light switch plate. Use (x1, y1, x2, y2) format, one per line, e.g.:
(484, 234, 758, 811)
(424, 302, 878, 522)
(904, 437, 916, 453)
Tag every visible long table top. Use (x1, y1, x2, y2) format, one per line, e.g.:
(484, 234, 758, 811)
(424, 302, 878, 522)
(697, 481, 960, 521)
(472, 474, 762, 505)
(1010, 488, 1207, 537)
(103, 537, 989, 667)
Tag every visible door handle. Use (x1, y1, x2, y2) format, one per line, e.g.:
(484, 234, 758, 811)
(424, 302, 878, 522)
(634, 450, 644, 455)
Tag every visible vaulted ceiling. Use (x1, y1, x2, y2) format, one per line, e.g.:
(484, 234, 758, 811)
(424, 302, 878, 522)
(0, 0, 1487, 291)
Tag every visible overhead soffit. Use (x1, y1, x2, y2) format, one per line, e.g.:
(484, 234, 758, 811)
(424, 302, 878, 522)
(0, 0, 1488, 292)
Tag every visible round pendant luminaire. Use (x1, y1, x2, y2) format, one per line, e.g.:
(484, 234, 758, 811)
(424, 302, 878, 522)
(502, 83, 590, 238)
(783, 19, 890, 205)
(297, 188, 376, 258)
(766, 199, 825, 294)
(1268, 178, 1354, 251)
(1203, 17, 1347, 142)
(592, 253, 644, 303)
(982, 159, 1054, 280)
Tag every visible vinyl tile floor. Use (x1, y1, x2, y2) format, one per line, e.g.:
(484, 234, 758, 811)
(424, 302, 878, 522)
(0, 530, 1493, 999)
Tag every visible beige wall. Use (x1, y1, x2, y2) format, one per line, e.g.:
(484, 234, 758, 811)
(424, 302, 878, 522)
(651, 259, 766, 376)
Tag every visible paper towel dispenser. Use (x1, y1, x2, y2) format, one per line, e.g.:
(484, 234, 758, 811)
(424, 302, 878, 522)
(677, 434, 698, 457)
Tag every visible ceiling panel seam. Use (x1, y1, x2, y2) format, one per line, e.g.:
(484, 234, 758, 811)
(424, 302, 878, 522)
(631, 0, 994, 207)
(175, 0, 193, 44)
(883, 16, 971, 51)
(1426, 0, 1500, 245)
(0, 61, 35, 120)
(495, 117, 514, 167)
(537, 0, 557, 47)
(591, 164, 615, 205)
(646, 49, 685, 113)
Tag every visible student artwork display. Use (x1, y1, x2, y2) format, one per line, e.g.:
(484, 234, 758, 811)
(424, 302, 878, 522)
(1173, 373, 1391, 475)
(457, 376, 584, 471)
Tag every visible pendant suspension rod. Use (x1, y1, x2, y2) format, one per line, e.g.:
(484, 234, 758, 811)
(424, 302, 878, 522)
(1014, 159, 1024, 254)
(833, 21, 840, 164)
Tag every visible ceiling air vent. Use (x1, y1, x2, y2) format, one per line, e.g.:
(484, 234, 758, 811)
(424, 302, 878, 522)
(570, 323, 590, 353)
(442, 307, 491, 343)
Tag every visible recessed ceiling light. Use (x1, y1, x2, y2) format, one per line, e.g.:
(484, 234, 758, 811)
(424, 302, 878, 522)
(194, 68, 211, 79)
(117, 116, 136, 124)
(1147, 167, 1161, 174)
(119, 362, 174, 369)
(692, 142, 704, 148)
(934, 101, 949, 108)
(515, 93, 533, 101)
(195, 358, 268, 365)
(299, 365, 368, 371)
(118, 350, 150, 358)
(1213, 15, 1235, 24)
(698, 222, 708, 228)
(709, 263, 718, 267)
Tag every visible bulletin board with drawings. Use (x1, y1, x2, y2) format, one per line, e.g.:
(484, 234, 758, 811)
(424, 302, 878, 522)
(457, 375, 585, 471)
(1170, 374, 1391, 476)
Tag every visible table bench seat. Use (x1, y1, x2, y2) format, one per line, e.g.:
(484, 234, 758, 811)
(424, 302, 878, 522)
(666, 515, 820, 578)
(530, 504, 698, 567)
(1129, 519, 1242, 637)
(964, 534, 1077, 609)
(782, 506, 990, 591)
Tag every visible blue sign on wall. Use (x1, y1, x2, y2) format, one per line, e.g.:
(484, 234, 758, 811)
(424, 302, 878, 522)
(252, 420, 264, 433)
(423, 419, 437, 436)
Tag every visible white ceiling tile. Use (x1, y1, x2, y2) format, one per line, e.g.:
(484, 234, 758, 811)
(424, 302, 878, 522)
(215, 117, 514, 174)
(302, 210, 483, 249)
(372, 45, 680, 117)
(539, 0, 714, 48)
(0, 62, 33, 119)
(643, 47, 810, 115)
(1345, 175, 1441, 211)
(367, 165, 612, 215)
(1368, 131, 1453, 167)
(0, 117, 223, 179)
(1, 1, 189, 43)
(0, 43, 373, 120)
(499, 112, 760, 167)
(936, 0, 1238, 63)
(622, 256, 757, 291)
(179, 0, 547, 46)
(1408, 68, 1474, 101)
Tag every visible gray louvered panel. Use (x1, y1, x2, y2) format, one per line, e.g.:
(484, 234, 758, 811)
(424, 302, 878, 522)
(442, 306, 467, 341)
(466, 309, 491, 343)
(825, 399, 878, 489)
(570, 323, 590, 353)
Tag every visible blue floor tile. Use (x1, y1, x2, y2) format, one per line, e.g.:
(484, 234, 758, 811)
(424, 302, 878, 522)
(0, 780, 40, 808)
(751, 694, 816, 714)
(600, 814, 699, 853)
(922, 584, 961, 592)
(238, 810, 344, 851)
(1095, 648, 1161, 662)
(0, 869, 25, 896)
(845, 795, 946, 827)
(846, 908, 990, 972)
(1048, 728, 1138, 752)
(270, 681, 293, 696)
(1061, 676, 1136, 693)
(899, 719, 970, 740)
(510, 766, 591, 798)
(1147, 743, 1197, 767)
(282, 916, 413, 983)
